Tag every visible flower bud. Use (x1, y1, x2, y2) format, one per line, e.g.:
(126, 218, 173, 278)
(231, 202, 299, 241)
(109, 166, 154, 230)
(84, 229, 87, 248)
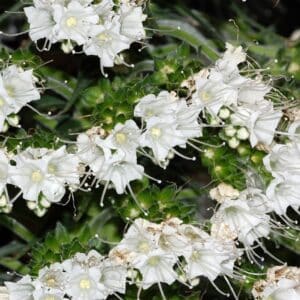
(237, 127, 249, 140)
(228, 137, 240, 149)
(224, 125, 236, 137)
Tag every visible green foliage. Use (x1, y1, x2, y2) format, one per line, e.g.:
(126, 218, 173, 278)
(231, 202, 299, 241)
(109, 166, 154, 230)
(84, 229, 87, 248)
(112, 179, 198, 222)
(0, 1, 300, 299)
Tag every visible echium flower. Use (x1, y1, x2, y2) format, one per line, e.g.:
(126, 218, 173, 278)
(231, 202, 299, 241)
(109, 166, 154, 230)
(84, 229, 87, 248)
(8, 146, 80, 204)
(263, 141, 300, 216)
(0, 65, 40, 132)
(252, 265, 300, 300)
(23, 0, 147, 72)
(211, 188, 271, 264)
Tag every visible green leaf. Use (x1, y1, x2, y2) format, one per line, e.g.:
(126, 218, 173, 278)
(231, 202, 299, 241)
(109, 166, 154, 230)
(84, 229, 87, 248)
(0, 216, 35, 243)
(0, 257, 30, 275)
(156, 19, 219, 61)
(39, 67, 76, 100)
(0, 241, 27, 257)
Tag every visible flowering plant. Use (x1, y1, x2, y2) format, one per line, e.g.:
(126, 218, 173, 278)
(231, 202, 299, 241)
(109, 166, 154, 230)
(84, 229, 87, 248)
(0, 0, 299, 299)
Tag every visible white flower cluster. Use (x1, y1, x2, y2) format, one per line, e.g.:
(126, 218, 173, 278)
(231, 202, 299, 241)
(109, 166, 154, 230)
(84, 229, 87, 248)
(5, 218, 242, 299)
(183, 43, 283, 149)
(252, 265, 300, 300)
(263, 123, 300, 216)
(1, 44, 293, 219)
(0, 65, 40, 132)
(5, 250, 127, 300)
(24, 0, 147, 74)
(75, 90, 203, 204)
(210, 184, 272, 262)
(0, 146, 80, 216)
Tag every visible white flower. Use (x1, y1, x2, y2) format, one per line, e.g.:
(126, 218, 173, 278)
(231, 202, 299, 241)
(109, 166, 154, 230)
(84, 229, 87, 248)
(209, 183, 240, 203)
(76, 130, 111, 173)
(33, 291, 65, 300)
(288, 120, 300, 143)
(120, 3, 147, 42)
(221, 43, 247, 66)
(158, 219, 192, 257)
(99, 259, 127, 295)
(266, 176, 300, 215)
(8, 147, 71, 202)
(83, 17, 130, 70)
(139, 116, 187, 162)
(0, 149, 9, 195)
(105, 119, 141, 159)
(132, 249, 178, 289)
(231, 101, 282, 147)
(93, 0, 114, 21)
(5, 275, 35, 300)
(252, 265, 300, 300)
(263, 143, 300, 179)
(212, 191, 271, 246)
(35, 263, 66, 293)
(191, 76, 238, 117)
(134, 91, 179, 121)
(237, 78, 271, 105)
(24, 4, 57, 43)
(95, 151, 144, 194)
(210, 43, 247, 87)
(175, 99, 202, 139)
(52, 1, 99, 45)
(261, 279, 300, 300)
(46, 145, 80, 187)
(0, 65, 40, 113)
(184, 237, 238, 281)
(117, 218, 160, 257)
(65, 265, 107, 300)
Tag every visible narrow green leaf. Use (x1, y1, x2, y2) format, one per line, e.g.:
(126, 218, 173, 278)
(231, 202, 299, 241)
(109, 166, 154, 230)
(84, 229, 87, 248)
(0, 216, 35, 243)
(0, 241, 26, 257)
(156, 19, 219, 61)
(0, 257, 30, 274)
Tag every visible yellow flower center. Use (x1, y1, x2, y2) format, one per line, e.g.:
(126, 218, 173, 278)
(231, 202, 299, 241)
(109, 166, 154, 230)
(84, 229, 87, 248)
(44, 297, 56, 300)
(79, 278, 91, 289)
(191, 251, 201, 261)
(31, 170, 43, 182)
(46, 277, 57, 287)
(200, 90, 212, 103)
(138, 241, 150, 253)
(97, 33, 110, 42)
(48, 164, 57, 174)
(147, 256, 160, 266)
(151, 127, 161, 138)
(66, 16, 77, 27)
(115, 132, 127, 144)
(0, 97, 4, 107)
(5, 85, 14, 97)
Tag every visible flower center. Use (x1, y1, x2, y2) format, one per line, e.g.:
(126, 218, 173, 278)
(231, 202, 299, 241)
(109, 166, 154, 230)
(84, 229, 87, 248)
(115, 132, 127, 144)
(0, 97, 5, 107)
(191, 250, 201, 261)
(31, 170, 43, 182)
(151, 127, 161, 138)
(145, 109, 153, 117)
(138, 241, 150, 253)
(48, 163, 57, 174)
(46, 277, 57, 287)
(200, 90, 212, 103)
(97, 33, 110, 42)
(66, 16, 77, 27)
(147, 256, 160, 266)
(79, 278, 91, 289)
(44, 297, 56, 300)
(5, 85, 14, 97)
